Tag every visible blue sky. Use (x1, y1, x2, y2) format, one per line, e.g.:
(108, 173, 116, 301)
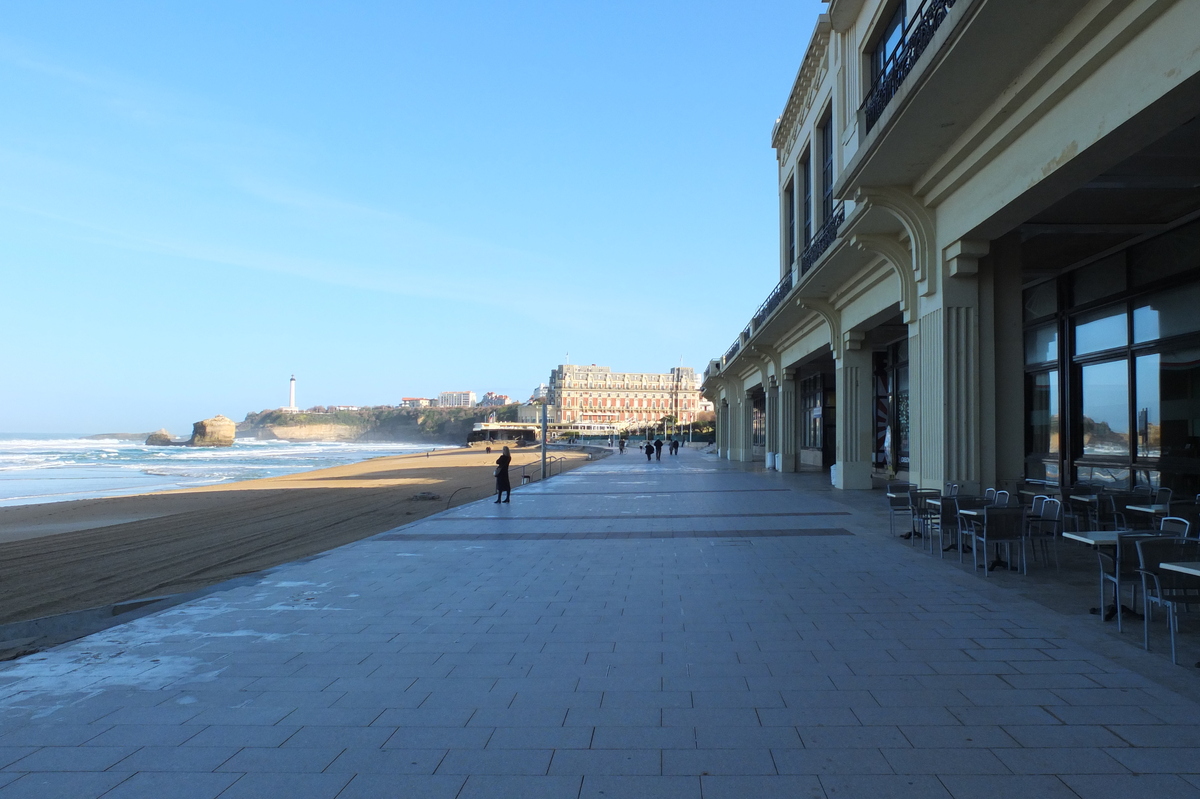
(1, 1, 824, 434)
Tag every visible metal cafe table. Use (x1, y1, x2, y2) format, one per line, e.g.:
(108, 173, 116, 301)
(1161, 562, 1200, 578)
(1125, 503, 1172, 528)
(1063, 529, 1138, 625)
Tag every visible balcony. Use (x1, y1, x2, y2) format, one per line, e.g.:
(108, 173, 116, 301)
(751, 271, 794, 332)
(861, 0, 958, 134)
(723, 338, 741, 364)
(800, 202, 845, 276)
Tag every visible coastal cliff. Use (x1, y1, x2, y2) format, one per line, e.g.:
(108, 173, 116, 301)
(240, 405, 518, 444)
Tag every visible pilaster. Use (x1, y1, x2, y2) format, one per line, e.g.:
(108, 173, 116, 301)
(766, 377, 779, 470)
(835, 330, 874, 489)
(779, 370, 797, 473)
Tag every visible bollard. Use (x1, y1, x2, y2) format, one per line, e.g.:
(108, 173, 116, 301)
(522, 474, 531, 485)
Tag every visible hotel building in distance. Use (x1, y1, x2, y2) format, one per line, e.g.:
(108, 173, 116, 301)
(547, 365, 707, 427)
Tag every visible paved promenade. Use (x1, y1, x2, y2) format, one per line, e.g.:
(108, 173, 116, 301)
(1, 449, 1199, 798)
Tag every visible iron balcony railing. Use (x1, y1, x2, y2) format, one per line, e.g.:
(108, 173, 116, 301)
(723, 339, 741, 364)
(800, 202, 845, 275)
(751, 270, 794, 332)
(861, 0, 957, 133)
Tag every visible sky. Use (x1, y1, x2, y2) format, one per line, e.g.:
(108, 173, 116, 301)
(0, 1, 825, 434)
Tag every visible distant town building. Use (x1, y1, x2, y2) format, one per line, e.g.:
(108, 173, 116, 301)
(400, 397, 432, 408)
(530, 383, 549, 401)
(547, 365, 702, 427)
(437, 391, 477, 408)
(331, 406, 359, 411)
(517, 403, 554, 423)
(478, 392, 511, 407)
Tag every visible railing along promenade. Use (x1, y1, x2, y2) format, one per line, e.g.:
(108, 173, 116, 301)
(800, 202, 844, 275)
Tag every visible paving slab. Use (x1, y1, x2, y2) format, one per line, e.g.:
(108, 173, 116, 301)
(2, 449, 1200, 798)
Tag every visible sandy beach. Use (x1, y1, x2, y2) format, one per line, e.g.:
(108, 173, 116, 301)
(0, 447, 594, 627)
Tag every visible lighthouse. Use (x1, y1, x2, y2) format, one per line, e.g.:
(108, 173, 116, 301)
(287, 375, 297, 411)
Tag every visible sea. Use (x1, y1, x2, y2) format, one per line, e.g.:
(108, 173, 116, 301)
(0, 434, 442, 508)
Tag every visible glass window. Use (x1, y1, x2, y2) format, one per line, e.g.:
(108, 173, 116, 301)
(784, 180, 796, 267)
(802, 156, 812, 245)
(820, 113, 834, 222)
(1130, 217, 1200, 287)
(1029, 370, 1059, 454)
(801, 375, 823, 449)
(1075, 307, 1128, 355)
(1081, 360, 1130, 456)
(1023, 282, 1056, 321)
(1133, 282, 1200, 343)
(1071, 253, 1126, 306)
(871, 3, 905, 81)
(1025, 325, 1058, 365)
(1075, 465, 1129, 488)
(1136, 348, 1200, 459)
(895, 364, 910, 468)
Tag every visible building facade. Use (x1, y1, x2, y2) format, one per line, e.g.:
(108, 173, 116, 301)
(478, 392, 511, 407)
(437, 391, 477, 408)
(400, 397, 432, 408)
(702, 0, 1200, 496)
(548, 365, 703, 427)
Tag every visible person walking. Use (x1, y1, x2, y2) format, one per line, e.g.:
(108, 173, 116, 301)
(494, 445, 512, 503)
(654, 438, 663, 461)
(618, 437, 626, 454)
(644, 441, 654, 461)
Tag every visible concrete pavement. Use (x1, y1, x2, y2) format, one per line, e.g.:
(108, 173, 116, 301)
(1, 448, 1199, 798)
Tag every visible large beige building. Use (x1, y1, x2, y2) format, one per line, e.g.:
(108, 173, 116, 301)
(703, 0, 1200, 496)
(548, 365, 702, 427)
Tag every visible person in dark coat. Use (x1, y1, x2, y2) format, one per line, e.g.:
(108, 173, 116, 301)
(494, 445, 512, 503)
(654, 438, 663, 460)
(644, 442, 654, 461)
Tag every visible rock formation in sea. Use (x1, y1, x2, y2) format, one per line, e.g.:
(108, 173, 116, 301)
(145, 429, 174, 446)
(187, 415, 236, 447)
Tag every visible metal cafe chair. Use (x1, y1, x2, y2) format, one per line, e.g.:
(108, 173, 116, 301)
(1028, 498, 1063, 570)
(886, 482, 916, 537)
(984, 487, 997, 501)
(1097, 531, 1162, 633)
(993, 490, 1011, 506)
(908, 489, 941, 545)
(1160, 516, 1192, 538)
(967, 505, 1027, 576)
(928, 496, 961, 558)
(1136, 536, 1200, 664)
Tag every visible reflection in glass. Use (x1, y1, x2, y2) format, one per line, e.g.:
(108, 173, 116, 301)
(1076, 465, 1129, 488)
(1071, 253, 1126, 306)
(1075, 307, 1127, 355)
(1133, 282, 1200, 343)
(1025, 325, 1058, 365)
(1023, 282, 1056, 321)
(1136, 349, 1200, 459)
(1029, 371, 1059, 454)
(1082, 360, 1129, 456)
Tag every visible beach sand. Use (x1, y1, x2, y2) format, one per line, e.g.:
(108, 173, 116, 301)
(0, 447, 595, 627)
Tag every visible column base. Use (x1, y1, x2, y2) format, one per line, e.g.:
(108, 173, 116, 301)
(834, 461, 873, 490)
(765, 452, 775, 470)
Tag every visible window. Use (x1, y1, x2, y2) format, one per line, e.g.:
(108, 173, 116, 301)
(820, 112, 834, 222)
(802, 154, 813, 245)
(1081, 360, 1130, 457)
(1074, 306, 1127, 355)
(1025, 324, 1058, 365)
(783, 179, 796, 266)
(801, 375, 823, 449)
(1136, 348, 1200, 459)
(871, 3, 906, 82)
(1134, 283, 1200, 343)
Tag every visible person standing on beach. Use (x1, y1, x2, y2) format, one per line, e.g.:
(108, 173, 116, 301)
(494, 446, 512, 503)
(654, 438, 663, 461)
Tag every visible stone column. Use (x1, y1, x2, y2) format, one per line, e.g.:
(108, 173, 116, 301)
(765, 377, 779, 470)
(835, 331, 874, 489)
(779, 369, 797, 472)
(715, 399, 727, 459)
(739, 392, 755, 463)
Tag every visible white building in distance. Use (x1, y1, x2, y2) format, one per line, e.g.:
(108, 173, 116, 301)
(438, 391, 477, 408)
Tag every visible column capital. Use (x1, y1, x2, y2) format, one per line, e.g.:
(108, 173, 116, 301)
(944, 239, 990, 278)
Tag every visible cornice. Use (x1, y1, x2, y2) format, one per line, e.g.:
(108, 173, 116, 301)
(771, 14, 833, 166)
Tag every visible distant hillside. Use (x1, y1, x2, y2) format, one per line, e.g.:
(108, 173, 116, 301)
(240, 405, 519, 444)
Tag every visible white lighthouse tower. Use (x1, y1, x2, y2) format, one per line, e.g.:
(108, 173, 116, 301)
(286, 375, 298, 412)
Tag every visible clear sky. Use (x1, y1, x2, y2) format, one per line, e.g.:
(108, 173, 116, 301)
(1, 1, 825, 434)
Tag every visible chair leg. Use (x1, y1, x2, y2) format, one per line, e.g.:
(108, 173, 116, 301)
(1116, 576, 1123, 633)
(1169, 602, 1178, 665)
